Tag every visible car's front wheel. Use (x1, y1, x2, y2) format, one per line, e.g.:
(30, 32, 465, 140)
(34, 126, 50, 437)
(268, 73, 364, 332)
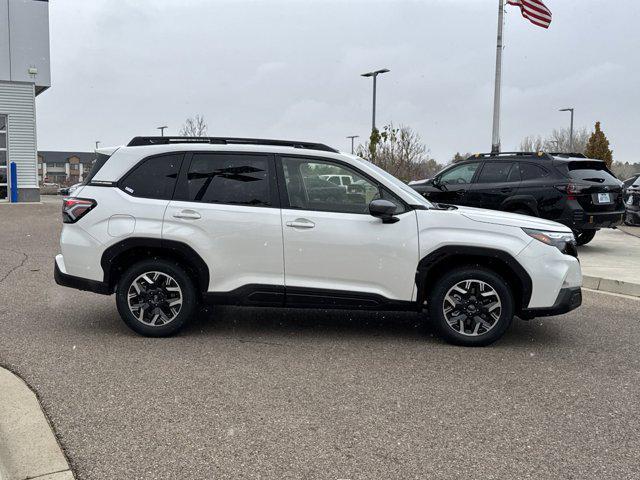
(116, 259, 198, 337)
(428, 267, 514, 347)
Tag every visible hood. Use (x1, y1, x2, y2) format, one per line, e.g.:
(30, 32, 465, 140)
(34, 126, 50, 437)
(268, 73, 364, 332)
(456, 206, 572, 232)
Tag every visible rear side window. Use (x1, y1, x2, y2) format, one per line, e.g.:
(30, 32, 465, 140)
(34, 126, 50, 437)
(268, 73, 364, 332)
(477, 162, 514, 183)
(186, 153, 271, 207)
(120, 154, 182, 200)
(562, 161, 619, 184)
(84, 153, 111, 184)
(519, 163, 549, 181)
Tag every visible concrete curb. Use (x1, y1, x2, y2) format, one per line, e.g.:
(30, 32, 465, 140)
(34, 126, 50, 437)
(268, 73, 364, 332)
(583, 275, 640, 298)
(0, 367, 74, 480)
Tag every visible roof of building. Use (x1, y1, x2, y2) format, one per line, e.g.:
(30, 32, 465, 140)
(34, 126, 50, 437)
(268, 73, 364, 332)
(38, 151, 96, 164)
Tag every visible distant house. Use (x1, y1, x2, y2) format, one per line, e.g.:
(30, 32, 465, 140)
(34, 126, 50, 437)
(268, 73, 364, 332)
(38, 151, 96, 186)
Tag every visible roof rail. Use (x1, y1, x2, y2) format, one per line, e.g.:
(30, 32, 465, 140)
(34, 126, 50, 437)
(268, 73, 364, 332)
(467, 152, 550, 159)
(547, 152, 587, 158)
(126, 136, 339, 153)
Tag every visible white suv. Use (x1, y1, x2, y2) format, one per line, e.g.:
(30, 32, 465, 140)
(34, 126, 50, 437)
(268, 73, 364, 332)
(55, 136, 582, 346)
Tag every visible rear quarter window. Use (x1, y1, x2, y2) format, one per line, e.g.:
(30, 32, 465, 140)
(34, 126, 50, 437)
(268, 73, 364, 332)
(119, 154, 183, 200)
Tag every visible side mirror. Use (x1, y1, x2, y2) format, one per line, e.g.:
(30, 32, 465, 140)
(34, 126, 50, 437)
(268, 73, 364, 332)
(369, 199, 399, 224)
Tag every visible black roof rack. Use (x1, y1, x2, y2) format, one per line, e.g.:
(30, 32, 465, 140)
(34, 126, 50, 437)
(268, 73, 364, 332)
(467, 151, 589, 160)
(126, 136, 339, 153)
(547, 152, 587, 158)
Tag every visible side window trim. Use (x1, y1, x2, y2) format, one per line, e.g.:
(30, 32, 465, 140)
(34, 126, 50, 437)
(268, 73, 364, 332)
(274, 154, 410, 214)
(174, 151, 280, 208)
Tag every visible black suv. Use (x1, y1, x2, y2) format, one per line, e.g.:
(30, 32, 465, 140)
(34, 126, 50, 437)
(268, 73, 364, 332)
(625, 176, 640, 226)
(411, 152, 625, 245)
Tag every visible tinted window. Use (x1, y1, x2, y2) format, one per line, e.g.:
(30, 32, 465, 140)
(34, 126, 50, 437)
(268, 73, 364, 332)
(121, 154, 181, 199)
(439, 163, 479, 185)
(187, 153, 271, 206)
(562, 161, 619, 184)
(84, 153, 112, 184)
(282, 157, 405, 214)
(477, 162, 514, 183)
(519, 163, 549, 181)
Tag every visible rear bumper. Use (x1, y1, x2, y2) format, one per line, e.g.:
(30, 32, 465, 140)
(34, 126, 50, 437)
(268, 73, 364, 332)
(54, 255, 111, 295)
(520, 286, 582, 318)
(560, 208, 625, 230)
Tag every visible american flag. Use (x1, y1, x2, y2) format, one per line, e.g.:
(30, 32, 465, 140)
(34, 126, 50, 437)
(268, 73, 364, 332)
(507, 0, 552, 29)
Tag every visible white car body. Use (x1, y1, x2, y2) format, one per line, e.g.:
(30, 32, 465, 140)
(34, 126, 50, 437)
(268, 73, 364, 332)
(55, 138, 582, 344)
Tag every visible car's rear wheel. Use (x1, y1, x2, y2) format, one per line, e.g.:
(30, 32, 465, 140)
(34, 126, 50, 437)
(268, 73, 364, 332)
(116, 259, 198, 337)
(428, 267, 514, 347)
(573, 229, 597, 246)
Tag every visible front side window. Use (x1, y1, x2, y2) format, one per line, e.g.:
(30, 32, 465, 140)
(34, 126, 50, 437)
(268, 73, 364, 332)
(120, 154, 182, 200)
(439, 162, 479, 185)
(186, 153, 271, 207)
(477, 162, 514, 183)
(282, 157, 405, 214)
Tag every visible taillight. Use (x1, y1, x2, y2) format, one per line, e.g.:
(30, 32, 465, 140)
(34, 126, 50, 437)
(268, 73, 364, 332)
(62, 197, 96, 223)
(555, 183, 588, 200)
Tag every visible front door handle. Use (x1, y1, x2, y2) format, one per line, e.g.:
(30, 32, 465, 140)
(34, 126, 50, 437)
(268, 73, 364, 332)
(286, 219, 315, 229)
(173, 209, 201, 220)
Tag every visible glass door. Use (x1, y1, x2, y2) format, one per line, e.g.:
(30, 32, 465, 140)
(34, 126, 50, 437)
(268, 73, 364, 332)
(0, 115, 7, 201)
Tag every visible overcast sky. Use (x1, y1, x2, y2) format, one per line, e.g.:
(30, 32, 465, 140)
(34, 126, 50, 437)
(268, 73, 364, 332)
(37, 0, 640, 163)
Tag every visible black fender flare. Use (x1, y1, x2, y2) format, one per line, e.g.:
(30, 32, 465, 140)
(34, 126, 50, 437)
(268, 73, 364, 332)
(101, 238, 210, 293)
(500, 195, 539, 215)
(415, 246, 533, 312)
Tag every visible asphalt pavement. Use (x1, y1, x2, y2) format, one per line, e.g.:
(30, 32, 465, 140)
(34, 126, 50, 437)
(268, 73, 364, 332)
(0, 198, 639, 480)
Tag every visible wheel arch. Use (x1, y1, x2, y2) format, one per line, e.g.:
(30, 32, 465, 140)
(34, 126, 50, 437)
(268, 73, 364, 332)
(416, 246, 532, 313)
(101, 238, 210, 295)
(501, 195, 539, 215)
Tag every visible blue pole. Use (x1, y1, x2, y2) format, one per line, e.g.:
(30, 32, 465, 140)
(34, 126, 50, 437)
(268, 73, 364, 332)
(10, 162, 18, 203)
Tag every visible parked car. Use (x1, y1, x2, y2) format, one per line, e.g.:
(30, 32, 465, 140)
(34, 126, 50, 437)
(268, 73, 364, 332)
(411, 152, 625, 245)
(55, 137, 582, 346)
(58, 182, 83, 196)
(624, 176, 640, 226)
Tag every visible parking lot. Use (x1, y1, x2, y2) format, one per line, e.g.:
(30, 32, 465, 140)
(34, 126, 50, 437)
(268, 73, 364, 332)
(1, 199, 639, 480)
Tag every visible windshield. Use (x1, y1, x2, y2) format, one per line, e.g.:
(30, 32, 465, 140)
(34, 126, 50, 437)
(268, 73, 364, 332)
(359, 158, 433, 207)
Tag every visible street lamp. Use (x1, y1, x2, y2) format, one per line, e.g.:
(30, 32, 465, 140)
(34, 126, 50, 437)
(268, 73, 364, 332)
(361, 68, 390, 132)
(346, 135, 359, 154)
(157, 125, 168, 137)
(95, 141, 100, 149)
(559, 108, 574, 152)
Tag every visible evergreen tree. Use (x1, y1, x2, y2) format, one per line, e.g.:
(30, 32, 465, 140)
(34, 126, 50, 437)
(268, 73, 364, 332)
(585, 121, 613, 168)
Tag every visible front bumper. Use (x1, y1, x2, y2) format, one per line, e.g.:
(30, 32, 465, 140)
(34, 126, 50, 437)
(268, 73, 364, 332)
(54, 255, 111, 295)
(520, 286, 582, 318)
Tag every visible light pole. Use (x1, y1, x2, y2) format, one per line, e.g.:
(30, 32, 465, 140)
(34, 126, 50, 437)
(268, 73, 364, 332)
(361, 68, 390, 132)
(346, 135, 359, 154)
(157, 125, 168, 137)
(559, 108, 574, 152)
(95, 141, 100, 149)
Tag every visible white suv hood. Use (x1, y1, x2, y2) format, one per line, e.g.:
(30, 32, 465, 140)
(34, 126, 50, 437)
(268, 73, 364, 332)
(456, 206, 572, 232)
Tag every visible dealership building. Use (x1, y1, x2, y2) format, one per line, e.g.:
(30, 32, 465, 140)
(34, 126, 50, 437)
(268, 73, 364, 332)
(0, 0, 50, 202)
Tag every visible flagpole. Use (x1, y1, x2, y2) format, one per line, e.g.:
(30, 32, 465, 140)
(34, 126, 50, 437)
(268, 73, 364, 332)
(491, 0, 505, 153)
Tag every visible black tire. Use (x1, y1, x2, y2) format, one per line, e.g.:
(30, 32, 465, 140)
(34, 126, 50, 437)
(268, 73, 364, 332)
(116, 258, 198, 337)
(427, 267, 514, 347)
(573, 229, 597, 246)
(513, 208, 534, 216)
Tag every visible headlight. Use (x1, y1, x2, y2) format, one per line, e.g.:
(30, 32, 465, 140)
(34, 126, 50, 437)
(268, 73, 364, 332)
(522, 228, 575, 251)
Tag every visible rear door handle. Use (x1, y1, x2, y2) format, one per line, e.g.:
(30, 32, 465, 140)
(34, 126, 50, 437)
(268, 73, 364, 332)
(500, 188, 513, 193)
(286, 219, 315, 229)
(173, 209, 201, 220)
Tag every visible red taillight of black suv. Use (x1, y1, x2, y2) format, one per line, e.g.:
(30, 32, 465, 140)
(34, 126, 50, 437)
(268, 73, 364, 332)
(62, 197, 96, 223)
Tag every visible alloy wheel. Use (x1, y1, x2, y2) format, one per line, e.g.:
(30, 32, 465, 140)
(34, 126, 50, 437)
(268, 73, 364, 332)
(442, 279, 502, 336)
(127, 271, 183, 326)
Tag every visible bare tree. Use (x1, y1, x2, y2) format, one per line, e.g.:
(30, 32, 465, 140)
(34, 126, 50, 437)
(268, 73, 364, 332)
(519, 127, 589, 154)
(179, 114, 208, 137)
(356, 123, 444, 181)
